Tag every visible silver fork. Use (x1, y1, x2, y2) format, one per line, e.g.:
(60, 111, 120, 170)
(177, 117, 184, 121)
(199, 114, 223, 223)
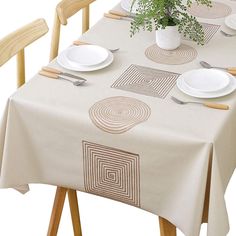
(171, 96, 229, 110)
(73, 40, 119, 53)
(220, 30, 236, 37)
(108, 48, 120, 53)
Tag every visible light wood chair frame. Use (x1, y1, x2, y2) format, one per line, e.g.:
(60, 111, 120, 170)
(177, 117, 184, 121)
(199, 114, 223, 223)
(48, 187, 176, 236)
(49, 0, 95, 61)
(0, 19, 48, 88)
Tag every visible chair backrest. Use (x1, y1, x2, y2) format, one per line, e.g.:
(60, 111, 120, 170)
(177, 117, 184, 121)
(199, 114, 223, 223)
(0, 19, 49, 88)
(50, 0, 95, 61)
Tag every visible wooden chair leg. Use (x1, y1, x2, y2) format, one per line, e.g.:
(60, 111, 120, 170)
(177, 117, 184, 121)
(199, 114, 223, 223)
(82, 6, 89, 33)
(68, 189, 82, 236)
(159, 217, 177, 236)
(16, 49, 25, 88)
(47, 187, 67, 236)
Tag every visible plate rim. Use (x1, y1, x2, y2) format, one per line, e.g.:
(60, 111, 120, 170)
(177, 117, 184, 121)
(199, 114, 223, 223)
(177, 72, 236, 98)
(225, 14, 236, 30)
(57, 45, 114, 72)
(181, 69, 230, 93)
(65, 44, 109, 67)
(120, 0, 138, 13)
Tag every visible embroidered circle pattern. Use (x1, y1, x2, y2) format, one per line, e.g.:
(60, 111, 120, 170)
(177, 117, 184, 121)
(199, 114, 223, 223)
(187, 2, 231, 19)
(89, 96, 151, 134)
(145, 44, 197, 65)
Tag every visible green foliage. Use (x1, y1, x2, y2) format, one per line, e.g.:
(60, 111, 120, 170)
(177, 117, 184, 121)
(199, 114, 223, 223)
(130, 0, 212, 45)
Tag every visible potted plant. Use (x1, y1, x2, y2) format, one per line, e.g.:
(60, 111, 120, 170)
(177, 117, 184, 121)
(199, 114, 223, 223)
(130, 0, 212, 50)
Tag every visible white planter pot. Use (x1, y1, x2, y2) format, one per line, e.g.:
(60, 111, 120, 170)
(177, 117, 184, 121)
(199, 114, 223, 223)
(156, 25, 181, 50)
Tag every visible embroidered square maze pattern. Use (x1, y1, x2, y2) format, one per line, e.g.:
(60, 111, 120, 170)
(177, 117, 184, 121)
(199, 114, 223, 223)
(83, 141, 140, 207)
(111, 64, 179, 99)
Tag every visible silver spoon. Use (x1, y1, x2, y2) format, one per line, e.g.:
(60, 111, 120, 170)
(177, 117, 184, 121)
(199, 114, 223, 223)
(220, 30, 236, 37)
(171, 96, 229, 110)
(59, 76, 85, 86)
(200, 61, 236, 76)
(200, 61, 227, 70)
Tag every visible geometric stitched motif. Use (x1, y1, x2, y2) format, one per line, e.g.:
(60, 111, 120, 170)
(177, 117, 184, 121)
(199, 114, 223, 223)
(111, 64, 179, 99)
(83, 141, 140, 207)
(89, 96, 151, 134)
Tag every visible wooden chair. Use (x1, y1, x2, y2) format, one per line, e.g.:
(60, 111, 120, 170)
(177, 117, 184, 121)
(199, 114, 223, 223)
(49, 0, 95, 61)
(0, 19, 48, 88)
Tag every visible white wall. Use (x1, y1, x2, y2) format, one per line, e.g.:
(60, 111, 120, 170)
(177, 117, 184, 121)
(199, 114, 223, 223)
(0, 0, 235, 235)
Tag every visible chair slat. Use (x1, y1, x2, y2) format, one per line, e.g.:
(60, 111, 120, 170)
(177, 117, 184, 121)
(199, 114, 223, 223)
(82, 6, 90, 33)
(49, 0, 95, 61)
(57, 0, 95, 25)
(0, 19, 48, 66)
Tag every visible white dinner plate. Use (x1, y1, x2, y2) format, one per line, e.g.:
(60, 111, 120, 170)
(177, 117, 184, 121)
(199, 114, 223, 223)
(57, 46, 114, 72)
(181, 69, 230, 93)
(177, 72, 236, 98)
(121, 0, 138, 13)
(65, 45, 109, 67)
(225, 14, 236, 30)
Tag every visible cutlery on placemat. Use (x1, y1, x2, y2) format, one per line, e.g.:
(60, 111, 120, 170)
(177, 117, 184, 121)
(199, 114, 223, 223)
(39, 70, 85, 86)
(220, 30, 236, 37)
(108, 10, 135, 19)
(104, 13, 133, 21)
(42, 66, 86, 82)
(200, 61, 236, 76)
(73, 40, 119, 53)
(171, 96, 229, 110)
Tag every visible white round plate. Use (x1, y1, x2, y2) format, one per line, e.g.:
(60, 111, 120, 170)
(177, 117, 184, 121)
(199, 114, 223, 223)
(181, 69, 230, 93)
(177, 73, 236, 98)
(57, 46, 113, 72)
(225, 14, 236, 30)
(65, 45, 108, 67)
(121, 0, 138, 13)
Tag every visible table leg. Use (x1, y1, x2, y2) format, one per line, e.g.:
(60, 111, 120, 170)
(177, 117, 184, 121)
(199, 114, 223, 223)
(159, 217, 177, 236)
(68, 189, 83, 236)
(47, 187, 67, 236)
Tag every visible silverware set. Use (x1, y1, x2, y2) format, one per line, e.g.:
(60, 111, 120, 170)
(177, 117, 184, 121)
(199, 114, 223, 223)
(39, 67, 86, 86)
(40, 40, 120, 86)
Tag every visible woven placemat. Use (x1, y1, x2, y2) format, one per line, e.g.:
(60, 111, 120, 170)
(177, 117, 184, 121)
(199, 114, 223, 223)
(183, 22, 220, 44)
(111, 64, 180, 99)
(187, 2, 231, 19)
(145, 44, 197, 65)
(89, 96, 151, 134)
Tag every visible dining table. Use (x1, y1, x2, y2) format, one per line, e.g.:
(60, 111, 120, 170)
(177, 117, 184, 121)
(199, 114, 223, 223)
(1, 0, 236, 236)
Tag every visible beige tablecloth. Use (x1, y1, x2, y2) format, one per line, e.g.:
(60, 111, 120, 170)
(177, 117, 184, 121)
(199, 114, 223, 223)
(1, 1, 236, 236)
